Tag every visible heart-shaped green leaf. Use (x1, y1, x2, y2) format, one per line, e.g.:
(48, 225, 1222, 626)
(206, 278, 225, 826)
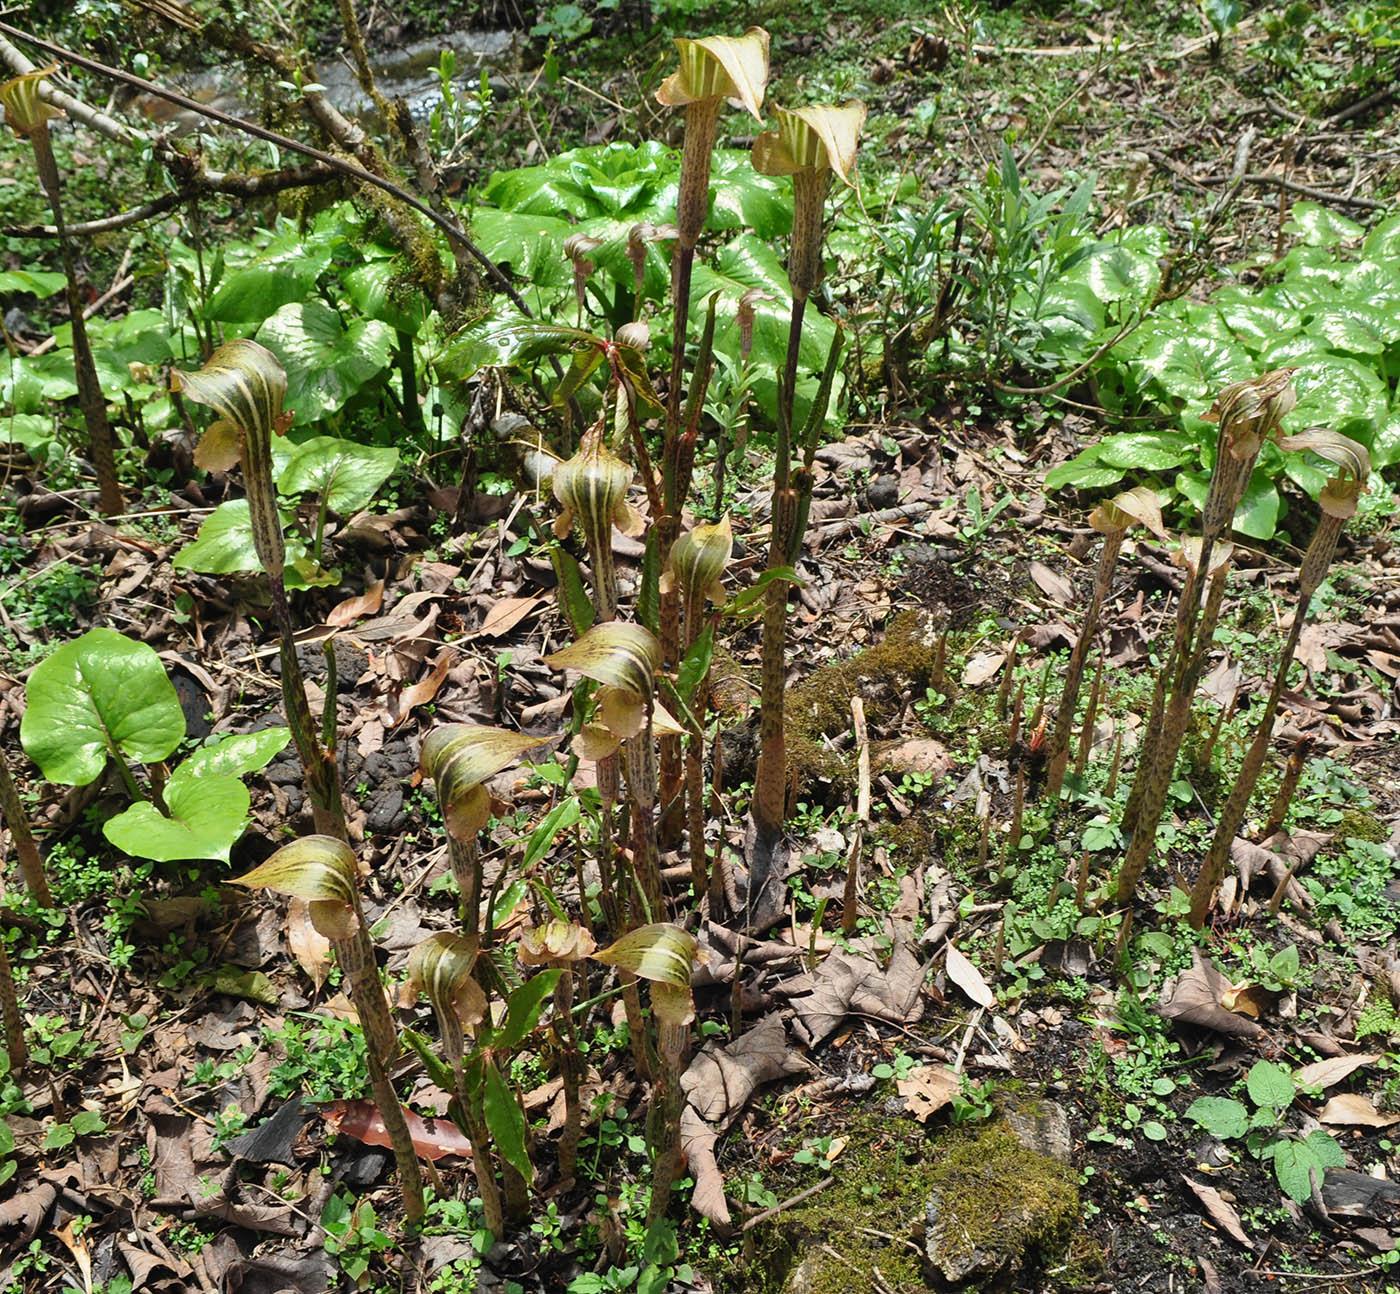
(102, 766, 249, 863)
(278, 436, 399, 516)
(256, 301, 395, 424)
(204, 228, 334, 321)
(22, 628, 184, 786)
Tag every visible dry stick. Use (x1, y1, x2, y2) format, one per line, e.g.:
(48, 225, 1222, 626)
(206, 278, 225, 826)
(740, 1175, 834, 1231)
(842, 695, 870, 937)
(0, 22, 535, 317)
(0, 748, 51, 906)
(4, 164, 340, 238)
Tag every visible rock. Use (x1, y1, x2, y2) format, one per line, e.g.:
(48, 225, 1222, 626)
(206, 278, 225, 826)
(864, 472, 900, 510)
(924, 1105, 1078, 1285)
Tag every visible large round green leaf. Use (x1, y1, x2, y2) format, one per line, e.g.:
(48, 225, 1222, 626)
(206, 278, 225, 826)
(1134, 330, 1252, 402)
(256, 301, 395, 424)
(278, 436, 399, 515)
(1304, 303, 1400, 355)
(102, 766, 250, 863)
(1284, 355, 1390, 435)
(21, 628, 184, 786)
(343, 260, 426, 335)
(1095, 432, 1197, 472)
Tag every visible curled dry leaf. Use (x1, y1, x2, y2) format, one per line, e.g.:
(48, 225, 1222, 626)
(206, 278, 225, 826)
(285, 896, 332, 990)
(322, 1099, 475, 1162)
(1029, 561, 1074, 605)
(1158, 952, 1262, 1037)
(681, 1012, 808, 1124)
(326, 579, 385, 628)
(680, 1104, 729, 1229)
(962, 651, 1004, 686)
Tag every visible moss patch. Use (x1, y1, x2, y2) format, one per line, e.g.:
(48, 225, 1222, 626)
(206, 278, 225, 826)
(785, 609, 943, 794)
(735, 1107, 1081, 1294)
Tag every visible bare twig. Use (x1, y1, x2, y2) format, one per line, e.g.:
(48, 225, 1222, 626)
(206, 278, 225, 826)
(740, 1175, 835, 1231)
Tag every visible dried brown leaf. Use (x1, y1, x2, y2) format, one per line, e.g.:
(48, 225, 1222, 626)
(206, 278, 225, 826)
(945, 943, 996, 1009)
(322, 1099, 475, 1161)
(681, 1012, 808, 1124)
(286, 896, 332, 990)
(896, 1064, 959, 1122)
(1318, 1093, 1400, 1128)
(680, 1104, 730, 1228)
(1295, 1053, 1380, 1090)
(1182, 1175, 1254, 1250)
(478, 595, 544, 638)
(1158, 952, 1262, 1037)
(392, 653, 451, 727)
(326, 579, 386, 628)
(1029, 560, 1074, 605)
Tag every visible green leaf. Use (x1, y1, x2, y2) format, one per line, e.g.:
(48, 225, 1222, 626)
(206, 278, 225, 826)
(522, 796, 581, 871)
(550, 545, 596, 637)
(1095, 432, 1197, 472)
(43, 1122, 75, 1151)
(1185, 1096, 1250, 1140)
(676, 624, 715, 703)
(343, 259, 426, 335)
(1370, 407, 1400, 471)
(179, 728, 291, 781)
(1283, 201, 1365, 249)
(195, 965, 279, 1005)
(491, 970, 563, 1051)
(0, 268, 66, 297)
(278, 436, 399, 515)
(257, 301, 395, 424)
(399, 1027, 458, 1095)
(1285, 355, 1389, 436)
(21, 628, 185, 785)
(1271, 1131, 1345, 1202)
(1247, 1059, 1296, 1111)
(722, 566, 803, 619)
(172, 500, 329, 589)
(481, 1056, 532, 1184)
(642, 1216, 680, 1267)
(1044, 445, 1124, 492)
(1362, 212, 1400, 260)
(1232, 471, 1280, 540)
(1304, 303, 1399, 355)
(437, 312, 597, 382)
(1135, 331, 1252, 402)
(103, 767, 250, 863)
(204, 233, 333, 321)
(1065, 244, 1160, 306)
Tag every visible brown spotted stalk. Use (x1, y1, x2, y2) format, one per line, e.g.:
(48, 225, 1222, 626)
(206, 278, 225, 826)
(233, 837, 425, 1225)
(1187, 432, 1369, 927)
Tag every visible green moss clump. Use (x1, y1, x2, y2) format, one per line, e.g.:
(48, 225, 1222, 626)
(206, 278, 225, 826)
(784, 610, 943, 794)
(923, 1120, 1079, 1285)
(735, 1107, 1081, 1294)
(1334, 808, 1388, 843)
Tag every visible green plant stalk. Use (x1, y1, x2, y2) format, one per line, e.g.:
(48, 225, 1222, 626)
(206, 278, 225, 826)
(0, 750, 51, 906)
(333, 917, 426, 1226)
(621, 729, 663, 924)
(0, 934, 25, 1072)
(269, 581, 348, 841)
(27, 125, 121, 516)
(1188, 511, 1344, 927)
(553, 964, 585, 1183)
(1046, 528, 1124, 800)
(1116, 554, 1233, 905)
